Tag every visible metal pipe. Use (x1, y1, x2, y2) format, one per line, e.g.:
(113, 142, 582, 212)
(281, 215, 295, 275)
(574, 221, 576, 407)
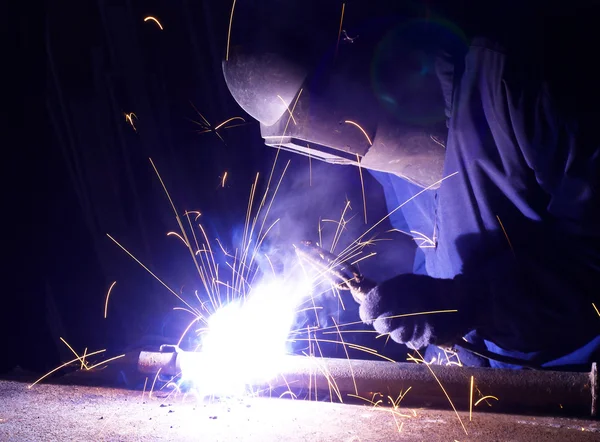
(138, 350, 597, 417)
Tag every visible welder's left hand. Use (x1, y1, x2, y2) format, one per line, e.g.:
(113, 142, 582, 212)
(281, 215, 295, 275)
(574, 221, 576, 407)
(358, 274, 479, 350)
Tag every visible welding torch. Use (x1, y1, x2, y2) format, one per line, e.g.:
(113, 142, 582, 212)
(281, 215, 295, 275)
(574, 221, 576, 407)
(293, 240, 562, 370)
(294, 240, 376, 304)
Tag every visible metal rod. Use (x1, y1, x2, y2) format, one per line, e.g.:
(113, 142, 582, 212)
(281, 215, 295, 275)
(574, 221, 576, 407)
(138, 350, 597, 417)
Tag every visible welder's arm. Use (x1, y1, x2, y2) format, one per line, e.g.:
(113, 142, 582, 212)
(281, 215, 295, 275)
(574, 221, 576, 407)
(357, 274, 483, 350)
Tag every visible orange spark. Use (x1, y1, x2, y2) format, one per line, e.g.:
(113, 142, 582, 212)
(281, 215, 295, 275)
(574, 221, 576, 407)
(81, 347, 87, 370)
(593, 302, 600, 317)
(225, 0, 238, 61)
(106, 233, 201, 315)
(415, 349, 468, 435)
(60, 337, 89, 369)
(469, 375, 474, 421)
(167, 231, 190, 247)
(474, 395, 499, 407)
(222, 171, 228, 188)
(85, 354, 125, 370)
(350, 251, 376, 266)
(356, 153, 367, 224)
(496, 215, 514, 255)
(104, 280, 117, 319)
(344, 120, 372, 145)
(143, 16, 164, 30)
(277, 95, 297, 125)
(124, 112, 138, 131)
(141, 377, 148, 402)
(177, 316, 203, 347)
(335, 3, 346, 56)
(29, 349, 106, 388)
(307, 144, 312, 186)
(352, 171, 458, 246)
(149, 367, 162, 399)
(214, 116, 245, 130)
(149, 158, 212, 310)
(382, 309, 458, 321)
(333, 317, 358, 395)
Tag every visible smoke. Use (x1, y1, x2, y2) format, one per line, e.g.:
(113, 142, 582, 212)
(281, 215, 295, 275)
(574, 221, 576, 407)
(252, 152, 415, 356)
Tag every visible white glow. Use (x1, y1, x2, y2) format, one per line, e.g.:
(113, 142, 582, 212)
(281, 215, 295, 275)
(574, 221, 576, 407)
(180, 277, 312, 397)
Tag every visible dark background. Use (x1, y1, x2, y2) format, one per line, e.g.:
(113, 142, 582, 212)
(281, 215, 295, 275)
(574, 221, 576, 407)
(6, 0, 599, 374)
(5, 0, 416, 374)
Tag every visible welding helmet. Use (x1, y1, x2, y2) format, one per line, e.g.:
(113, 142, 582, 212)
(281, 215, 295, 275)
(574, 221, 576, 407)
(222, 1, 466, 188)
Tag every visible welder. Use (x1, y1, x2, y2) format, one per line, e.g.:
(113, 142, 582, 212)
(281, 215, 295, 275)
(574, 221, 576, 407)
(222, 1, 600, 369)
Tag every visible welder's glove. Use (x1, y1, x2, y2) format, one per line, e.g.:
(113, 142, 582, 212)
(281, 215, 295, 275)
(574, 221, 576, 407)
(358, 274, 479, 350)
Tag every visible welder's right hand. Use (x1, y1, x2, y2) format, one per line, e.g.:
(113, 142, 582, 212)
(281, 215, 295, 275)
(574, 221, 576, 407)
(358, 274, 478, 350)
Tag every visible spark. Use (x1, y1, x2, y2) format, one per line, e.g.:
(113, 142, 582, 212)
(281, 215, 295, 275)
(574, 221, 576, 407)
(474, 395, 499, 407)
(350, 251, 376, 266)
(344, 120, 372, 146)
(29, 349, 106, 388)
(295, 306, 323, 315)
(347, 393, 380, 407)
(390, 387, 412, 409)
(356, 154, 367, 224)
(318, 218, 323, 247)
(593, 302, 600, 317)
(264, 253, 276, 275)
(307, 144, 312, 186)
(332, 317, 358, 395)
(221, 171, 228, 188)
(59, 337, 89, 369)
(144, 16, 163, 30)
(414, 349, 468, 435)
(167, 232, 190, 247)
(292, 338, 397, 363)
(293, 309, 458, 335)
(150, 158, 210, 309)
(106, 233, 201, 315)
(173, 306, 199, 316)
(85, 354, 125, 370)
(322, 329, 379, 335)
(381, 309, 458, 321)
(410, 230, 436, 248)
(442, 347, 463, 367)
(276, 95, 297, 125)
(189, 105, 244, 144)
(177, 316, 204, 347)
(342, 29, 358, 43)
(141, 377, 148, 402)
(331, 200, 352, 253)
(312, 339, 344, 402)
(149, 368, 162, 399)
(80, 348, 87, 370)
(496, 215, 514, 256)
(349, 171, 458, 248)
(103, 280, 117, 319)
(214, 116, 245, 130)
(214, 238, 232, 258)
(335, 3, 346, 56)
(469, 375, 474, 421)
(430, 134, 445, 148)
(124, 112, 138, 131)
(225, 0, 238, 61)
(184, 210, 202, 223)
